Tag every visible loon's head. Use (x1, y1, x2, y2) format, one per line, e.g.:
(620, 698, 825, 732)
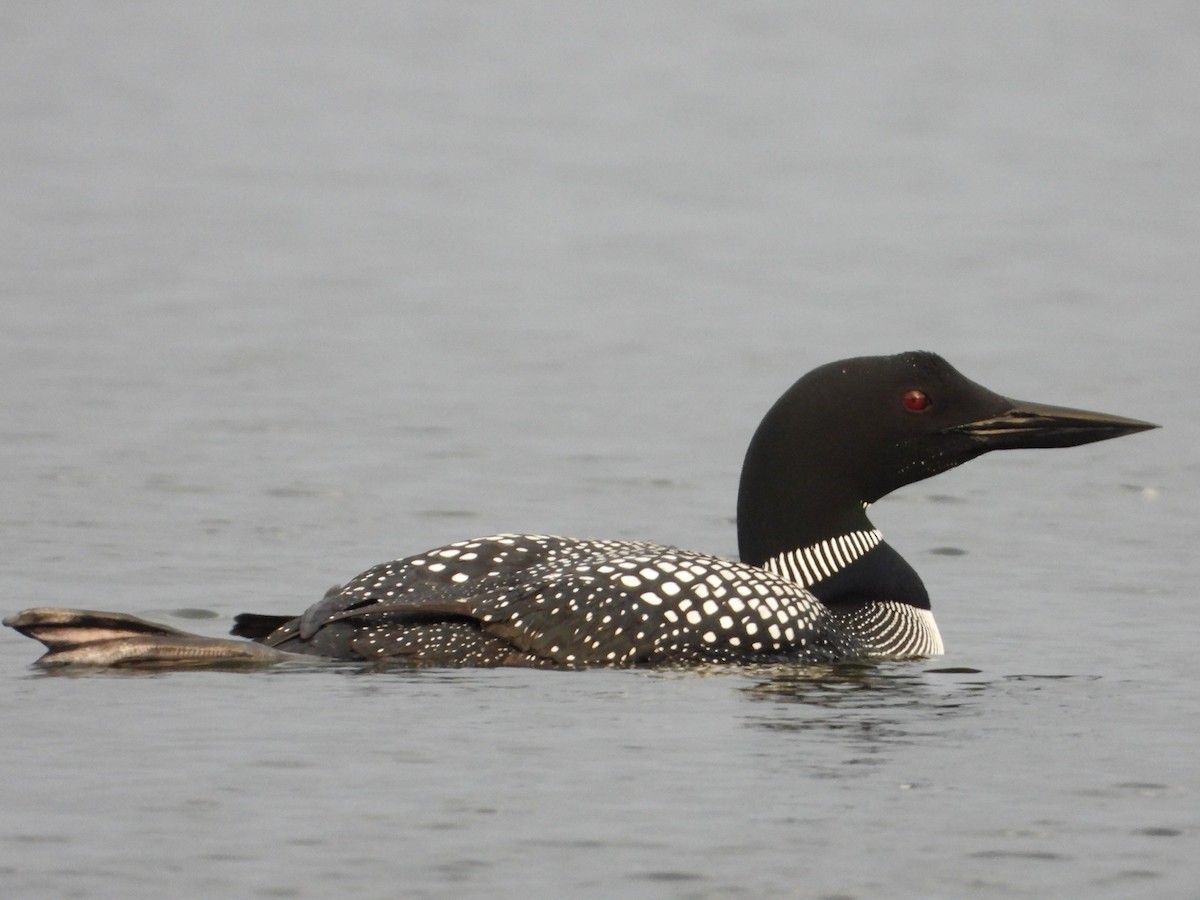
(737, 350, 1157, 565)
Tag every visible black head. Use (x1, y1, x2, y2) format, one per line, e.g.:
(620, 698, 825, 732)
(737, 351, 1157, 565)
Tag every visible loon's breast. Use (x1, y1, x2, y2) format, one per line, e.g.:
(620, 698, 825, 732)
(257, 533, 923, 667)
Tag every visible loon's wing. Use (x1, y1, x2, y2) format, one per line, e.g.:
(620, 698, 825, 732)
(262, 534, 833, 666)
(291, 534, 593, 640)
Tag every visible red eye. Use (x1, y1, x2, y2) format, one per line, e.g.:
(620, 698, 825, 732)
(902, 389, 931, 412)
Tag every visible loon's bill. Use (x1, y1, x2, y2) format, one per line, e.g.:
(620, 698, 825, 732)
(5, 351, 1157, 670)
(951, 399, 1154, 448)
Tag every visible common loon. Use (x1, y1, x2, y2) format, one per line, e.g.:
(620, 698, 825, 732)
(5, 351, 1156, 669)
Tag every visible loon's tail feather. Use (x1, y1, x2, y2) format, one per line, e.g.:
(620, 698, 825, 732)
(230, 612, 297, 641)
(3, 607, 291, 669)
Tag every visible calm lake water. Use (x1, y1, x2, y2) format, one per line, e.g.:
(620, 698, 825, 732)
(2, 3, 1197, 898)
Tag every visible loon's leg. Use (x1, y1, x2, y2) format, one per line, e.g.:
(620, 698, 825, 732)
(3, 608, 293, 669)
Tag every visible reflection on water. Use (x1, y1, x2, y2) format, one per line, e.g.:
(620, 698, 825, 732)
(743, 661, 987, 709)
(739, 663, 998, 773)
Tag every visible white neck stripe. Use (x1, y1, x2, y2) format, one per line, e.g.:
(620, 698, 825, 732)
(762, 529, 884, 589)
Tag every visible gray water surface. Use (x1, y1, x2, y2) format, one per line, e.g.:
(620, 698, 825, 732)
(2, 4, 1196, 898)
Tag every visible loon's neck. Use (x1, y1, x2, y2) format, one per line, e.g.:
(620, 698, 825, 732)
(737, 446, 932, 612)
(735, 379, 883, 567)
